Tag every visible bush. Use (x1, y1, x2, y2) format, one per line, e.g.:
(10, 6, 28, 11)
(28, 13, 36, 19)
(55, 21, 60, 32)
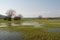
(14, 16, 21, 20)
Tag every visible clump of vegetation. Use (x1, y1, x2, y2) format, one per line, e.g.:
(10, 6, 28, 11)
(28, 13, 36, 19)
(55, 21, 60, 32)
(4, 9, 22, 21)
(14, 14, 22, 20)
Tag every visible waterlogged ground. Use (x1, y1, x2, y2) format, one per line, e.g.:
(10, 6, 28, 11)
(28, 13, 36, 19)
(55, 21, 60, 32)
(4, 27, 60, 40)
(0, 22, 60, 32)
(0, 22, 43, 40)
(0, 22, 42, 28)
(0, 19, 60, 40)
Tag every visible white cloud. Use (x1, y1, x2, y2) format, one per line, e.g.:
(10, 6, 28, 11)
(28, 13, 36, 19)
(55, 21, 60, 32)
(0, 9, 7, 15)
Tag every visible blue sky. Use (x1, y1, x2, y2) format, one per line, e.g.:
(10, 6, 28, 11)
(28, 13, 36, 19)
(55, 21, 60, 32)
(0, 0, 60, 17)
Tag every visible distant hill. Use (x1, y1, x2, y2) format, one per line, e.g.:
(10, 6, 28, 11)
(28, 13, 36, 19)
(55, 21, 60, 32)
(0, 15, 6, 19)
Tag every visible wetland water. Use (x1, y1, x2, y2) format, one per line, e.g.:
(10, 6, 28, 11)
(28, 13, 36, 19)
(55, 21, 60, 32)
(0, 22, 42, 40)
(0, 22, 60, 32)
(0, 22, 42, 28)
(45, 28, 60, 32)
(0, 30, 25, 40)
(45, 23, 60, 32)
(0, 22, 60, 40)
(0, 22, 27, 40)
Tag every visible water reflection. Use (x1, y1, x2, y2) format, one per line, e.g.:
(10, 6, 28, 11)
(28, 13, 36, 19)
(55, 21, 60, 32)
(21, 22, 42, 28)
(0, 23, 21, 27)
(45, 28, 60, 32)
(0, 30, 25, 40)
(0, 23, 7, 27)
(0, 22, 41, 28)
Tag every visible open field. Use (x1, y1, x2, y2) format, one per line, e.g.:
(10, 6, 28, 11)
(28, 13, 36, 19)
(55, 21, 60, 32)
(0, 19, 60, 40)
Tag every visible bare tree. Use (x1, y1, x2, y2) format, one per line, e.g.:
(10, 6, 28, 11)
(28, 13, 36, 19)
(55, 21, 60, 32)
(6, 9, 16, 21)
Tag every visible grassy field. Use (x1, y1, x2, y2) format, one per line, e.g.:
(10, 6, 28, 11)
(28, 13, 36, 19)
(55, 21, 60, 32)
(0, 19, 60, 40)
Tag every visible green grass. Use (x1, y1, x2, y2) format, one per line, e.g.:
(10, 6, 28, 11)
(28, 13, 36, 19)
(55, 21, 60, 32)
(0, 19, 22, 23)
(33, 19, 60, 28)
(43, 23, 60, 28)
